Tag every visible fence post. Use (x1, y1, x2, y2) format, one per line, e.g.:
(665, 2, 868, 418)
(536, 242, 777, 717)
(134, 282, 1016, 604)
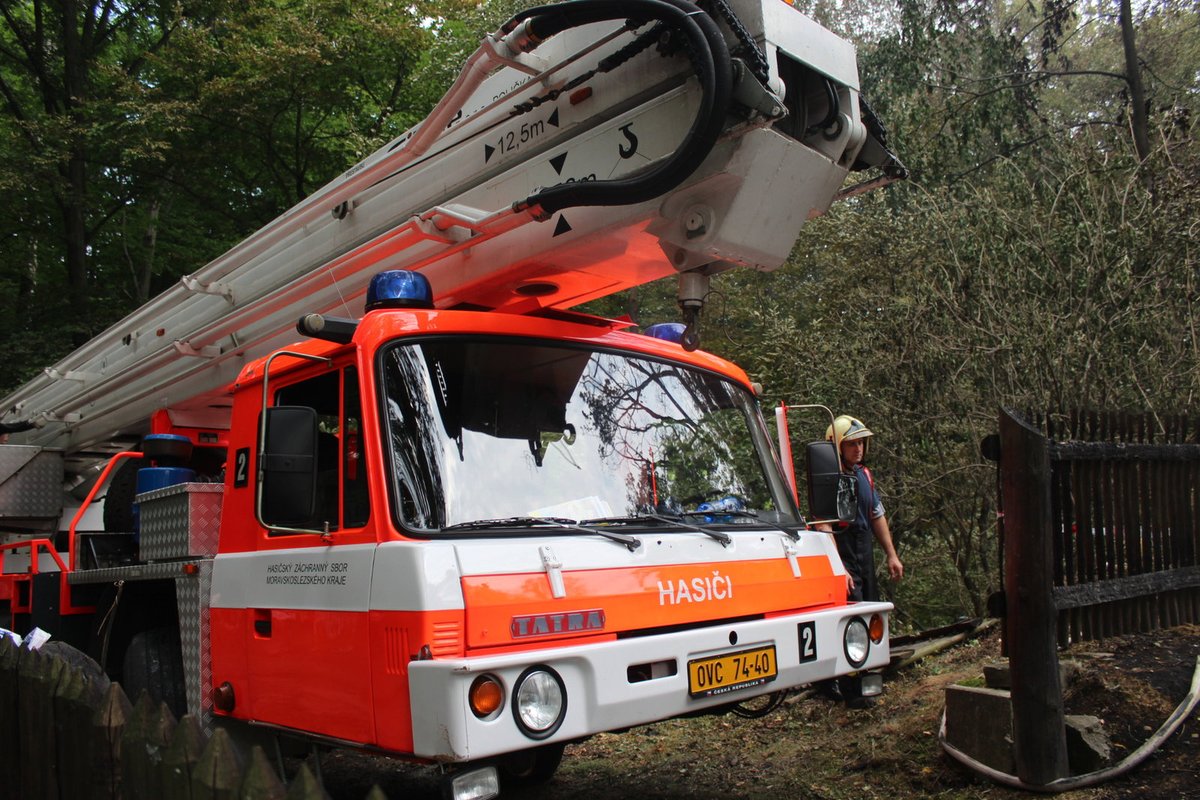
(17, 647, 55, 800)
(241, 745, 288, 800)
(192, 726, 244, 800)
(90, 682, 134, 800)
(285, 762, 332, 800)
(54, 665, 88, 800)
(161, 713, 208, 798)
(1000, 408, 1069, 784)
(0, 637, 19, 800)
(122, 692, 177, 800)
(51, 643, 111, 800)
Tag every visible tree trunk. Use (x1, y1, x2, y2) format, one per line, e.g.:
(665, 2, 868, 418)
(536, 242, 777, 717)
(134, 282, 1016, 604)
(61, 1, 92, 345)
(137, 197, 163, 303)
(1119, 0, 1151, 164)
(62, 153, 91, 346)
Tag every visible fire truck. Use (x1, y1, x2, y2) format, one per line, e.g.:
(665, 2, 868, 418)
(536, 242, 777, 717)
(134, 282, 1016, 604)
(0, 0, 903, 795)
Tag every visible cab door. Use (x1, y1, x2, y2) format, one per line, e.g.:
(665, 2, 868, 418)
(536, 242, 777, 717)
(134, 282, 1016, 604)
(243, 364, 378, 743)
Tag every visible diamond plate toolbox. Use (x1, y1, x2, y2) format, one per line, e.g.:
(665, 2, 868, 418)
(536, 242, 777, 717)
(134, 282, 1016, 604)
(137, 483, 224, 560)
(0, 445, 64, 520)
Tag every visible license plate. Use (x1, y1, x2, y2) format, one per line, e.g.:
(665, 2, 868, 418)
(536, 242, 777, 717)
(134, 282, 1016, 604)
(687, 644, 777, 698)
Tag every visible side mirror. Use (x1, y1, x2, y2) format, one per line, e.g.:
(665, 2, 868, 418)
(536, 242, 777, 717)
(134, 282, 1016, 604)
(805, 440, 857, 524)
(260, 406, 318, 528)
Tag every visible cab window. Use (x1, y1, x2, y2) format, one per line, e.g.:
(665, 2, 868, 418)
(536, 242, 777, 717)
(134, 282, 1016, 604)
(274, 366, 369, 531)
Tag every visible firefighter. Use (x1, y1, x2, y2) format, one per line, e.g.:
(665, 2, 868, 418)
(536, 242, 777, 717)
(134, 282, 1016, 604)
(818, 414, 903, 708)
(825, 415, 903, 602)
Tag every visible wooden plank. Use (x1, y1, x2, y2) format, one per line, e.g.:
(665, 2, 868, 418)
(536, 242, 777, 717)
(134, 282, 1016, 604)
(1049, 441, 1200, 461)
(1097, 415, 1113, 638)
(1185, 455, 1197, 565)
(1136, 453, 1153, 631)
(192, 727, 243, 800)
(285, 763, 332, 800)
(89, 682, 134, 800)
(1101, 456, 1117, 582)
(17, 647, 53, 800)
(43, 640, 111, 800)
(54, 665, 87, 800)
(0, 637, 19, 800)
(161, 713, 207, 799)
(1118, 453, 1135, 634)
(1073, 444, 1095, 641)
(1000, 409, 1069, 784)
(122, 692, 157, 800)
(1152, 449, 1166, 573)
(241, 745, 288, 800)
(1053, 566, 1200, 609)
(150, 701, 180, 799)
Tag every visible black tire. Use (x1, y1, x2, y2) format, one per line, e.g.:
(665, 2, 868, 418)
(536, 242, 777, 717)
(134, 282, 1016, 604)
(103, 458, 141, 533)
(498, 743, 566, 787)
(122, 627, 187, 718)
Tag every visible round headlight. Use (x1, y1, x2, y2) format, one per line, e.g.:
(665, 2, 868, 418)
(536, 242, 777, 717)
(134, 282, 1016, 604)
(513, 667, 566, 739)
(843, 617, 870, 668)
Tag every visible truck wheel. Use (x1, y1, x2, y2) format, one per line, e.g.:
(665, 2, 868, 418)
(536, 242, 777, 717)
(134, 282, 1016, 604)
(123, 627, 187, 718)
(498, 742, 565, 786)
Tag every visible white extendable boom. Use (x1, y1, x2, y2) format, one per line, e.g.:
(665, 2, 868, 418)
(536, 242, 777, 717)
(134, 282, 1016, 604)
(0, 0, 897, 464)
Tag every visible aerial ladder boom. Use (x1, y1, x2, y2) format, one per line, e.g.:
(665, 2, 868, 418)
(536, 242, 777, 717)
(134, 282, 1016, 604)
(0, 0, 901, 465)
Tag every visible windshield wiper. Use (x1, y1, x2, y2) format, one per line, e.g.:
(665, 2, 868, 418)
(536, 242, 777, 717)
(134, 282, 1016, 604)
(582, 513, 732, 547)
(440, 516, 641, 552)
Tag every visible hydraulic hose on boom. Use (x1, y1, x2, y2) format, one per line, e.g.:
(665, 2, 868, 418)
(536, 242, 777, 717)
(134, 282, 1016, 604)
(504, 0, 734, 216)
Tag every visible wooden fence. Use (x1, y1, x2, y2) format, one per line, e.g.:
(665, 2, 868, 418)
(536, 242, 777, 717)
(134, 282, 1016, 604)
(1005, 409, 1200, 646)
(993, 407, 1200, 784)
(0, 636, 388, 800)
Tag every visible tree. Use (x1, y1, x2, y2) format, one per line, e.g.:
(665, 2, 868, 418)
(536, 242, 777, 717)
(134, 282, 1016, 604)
(0, 1, 199, 344)
(0, 0, 466, 391)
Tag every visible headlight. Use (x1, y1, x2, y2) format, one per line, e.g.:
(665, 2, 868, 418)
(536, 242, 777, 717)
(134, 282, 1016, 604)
(513, 666, 566, 739)
(843, 617, 870, 668)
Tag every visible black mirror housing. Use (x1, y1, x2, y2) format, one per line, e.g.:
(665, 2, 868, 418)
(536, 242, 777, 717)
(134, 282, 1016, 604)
(805, 440, 857, 524)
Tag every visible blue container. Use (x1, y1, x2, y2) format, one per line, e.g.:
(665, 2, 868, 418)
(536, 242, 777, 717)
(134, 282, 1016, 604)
(136, 466, 196, 495)
(132, 466, 196, 535)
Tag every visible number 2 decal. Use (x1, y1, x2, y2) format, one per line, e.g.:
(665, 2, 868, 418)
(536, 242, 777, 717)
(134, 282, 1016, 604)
(234, 447, 250, 488)
(798, 621, 817, 663)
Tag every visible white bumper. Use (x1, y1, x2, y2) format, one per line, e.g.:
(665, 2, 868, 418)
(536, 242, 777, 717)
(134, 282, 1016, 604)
(408, 601, 891, 760)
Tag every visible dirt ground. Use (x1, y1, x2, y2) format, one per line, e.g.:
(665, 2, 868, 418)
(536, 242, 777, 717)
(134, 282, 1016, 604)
(315, 623, 1199, 800)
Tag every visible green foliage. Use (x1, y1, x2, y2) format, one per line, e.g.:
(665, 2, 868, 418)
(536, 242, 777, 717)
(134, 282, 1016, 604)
(0, 0, 472, 390)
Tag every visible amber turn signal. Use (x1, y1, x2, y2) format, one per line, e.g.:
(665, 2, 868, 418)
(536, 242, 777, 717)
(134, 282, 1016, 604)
(469, 675, 504, 718)
(868, 613, 886, 643)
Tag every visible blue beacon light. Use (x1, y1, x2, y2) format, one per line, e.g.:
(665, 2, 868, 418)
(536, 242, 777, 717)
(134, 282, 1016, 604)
(365, 270, 435, 311)
(642, 322, 687, 343)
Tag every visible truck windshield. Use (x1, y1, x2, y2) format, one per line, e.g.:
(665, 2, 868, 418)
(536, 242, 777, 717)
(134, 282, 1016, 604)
(379, 337, 797, 532)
